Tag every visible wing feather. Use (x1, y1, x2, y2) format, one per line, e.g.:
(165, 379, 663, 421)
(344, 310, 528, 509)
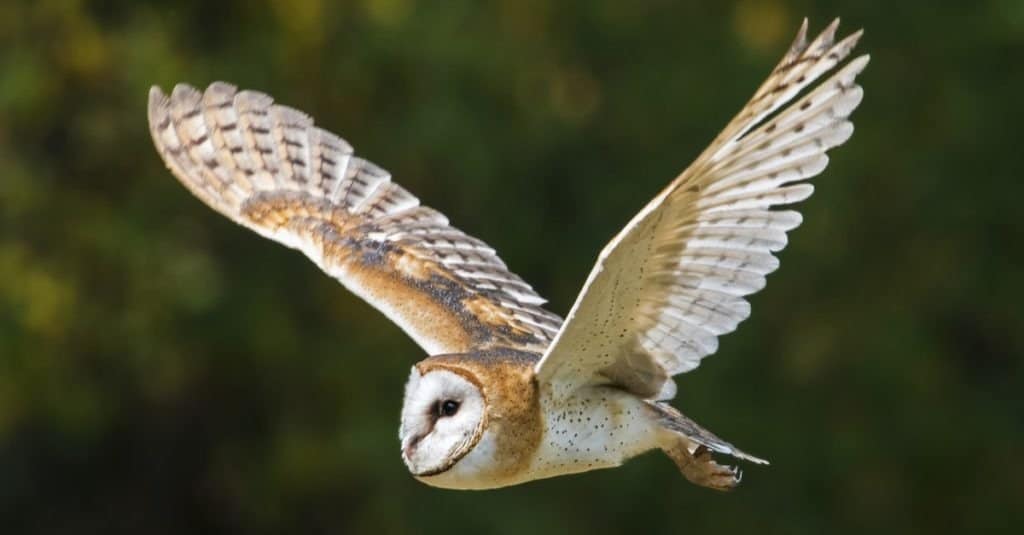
(149, 82, 562, 355)
(535, 19, 868, 400)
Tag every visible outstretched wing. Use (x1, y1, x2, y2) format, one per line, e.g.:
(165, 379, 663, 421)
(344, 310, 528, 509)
(148, 82, 562, 355)
(535, 19, 868, 400)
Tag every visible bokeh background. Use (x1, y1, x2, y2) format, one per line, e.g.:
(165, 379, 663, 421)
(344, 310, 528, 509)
(2, 0, 1022, 533)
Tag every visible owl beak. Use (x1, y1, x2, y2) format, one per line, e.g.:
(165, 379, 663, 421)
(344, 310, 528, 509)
(402, 432, 425, 461)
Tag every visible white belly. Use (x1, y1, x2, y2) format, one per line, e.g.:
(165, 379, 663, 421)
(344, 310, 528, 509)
(524, 387, 661, 481)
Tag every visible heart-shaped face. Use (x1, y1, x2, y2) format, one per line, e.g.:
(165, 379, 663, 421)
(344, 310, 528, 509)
(399, 367, 486, 478)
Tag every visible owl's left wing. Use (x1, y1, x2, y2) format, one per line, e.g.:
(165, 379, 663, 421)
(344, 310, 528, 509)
(149, 82, 562, 356)
(535, 19, 868, 401)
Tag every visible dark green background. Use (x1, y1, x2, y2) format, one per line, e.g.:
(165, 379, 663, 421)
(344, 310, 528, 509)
(2, 0, 1021, 533)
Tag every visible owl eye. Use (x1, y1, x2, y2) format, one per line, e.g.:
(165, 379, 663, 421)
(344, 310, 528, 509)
(439, 399, 460, 418)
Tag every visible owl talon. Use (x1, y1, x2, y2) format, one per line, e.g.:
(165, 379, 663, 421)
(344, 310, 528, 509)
(667, 444, 743, 491)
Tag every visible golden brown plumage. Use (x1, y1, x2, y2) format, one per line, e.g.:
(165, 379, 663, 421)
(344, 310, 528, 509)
(148, 82, 562, 356)
(148, 18, 868, 491)
(415, 350, 543, 483)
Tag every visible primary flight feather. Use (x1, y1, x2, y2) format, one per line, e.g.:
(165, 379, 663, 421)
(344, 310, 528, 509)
(149, 19, 867, 490)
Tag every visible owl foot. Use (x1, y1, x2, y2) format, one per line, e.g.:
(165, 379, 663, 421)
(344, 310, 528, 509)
(668, 445, 742, 491)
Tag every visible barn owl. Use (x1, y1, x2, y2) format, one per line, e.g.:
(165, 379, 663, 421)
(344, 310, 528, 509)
(148, 19, 866, 491)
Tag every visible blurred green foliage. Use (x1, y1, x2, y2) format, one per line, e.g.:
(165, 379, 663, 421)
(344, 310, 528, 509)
(1, 0, 1022, 533)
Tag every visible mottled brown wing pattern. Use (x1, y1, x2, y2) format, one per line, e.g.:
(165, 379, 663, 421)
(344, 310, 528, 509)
(148, 82, 561, 355)
(535, 19, 869, 401)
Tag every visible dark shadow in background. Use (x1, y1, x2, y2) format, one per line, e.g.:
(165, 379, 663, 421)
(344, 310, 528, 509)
(1, 1, 1021, 533)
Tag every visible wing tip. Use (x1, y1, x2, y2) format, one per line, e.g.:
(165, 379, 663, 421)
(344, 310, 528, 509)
(148, 84, 166, 104)
(793, 17, 866, 61)
(147, 84, 169, 121)
(848, 27, 865, 44)
(820, 17, 841, 42)
(789, 17, 839, 58)
(206, 80, 238, 95)
(272, 103, 315, 129)
(169, 82, 202, 106)
(234, 87, 275, 110)
(851, 53, 872, 73)
(793, 17, 810, 48)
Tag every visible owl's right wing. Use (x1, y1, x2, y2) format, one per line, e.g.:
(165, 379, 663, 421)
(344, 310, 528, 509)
(534, 19, 868, 401)
(148, 83, 562, 356)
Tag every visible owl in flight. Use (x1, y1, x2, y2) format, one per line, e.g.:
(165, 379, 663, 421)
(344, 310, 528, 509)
(149, 19, 866, 491)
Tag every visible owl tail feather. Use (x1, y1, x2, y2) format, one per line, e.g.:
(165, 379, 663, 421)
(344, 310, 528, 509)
(648, 402, 768, 490)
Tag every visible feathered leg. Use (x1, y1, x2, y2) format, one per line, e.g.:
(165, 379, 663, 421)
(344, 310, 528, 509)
(648, 401, 767, 490)
(665, 443, 743, 491)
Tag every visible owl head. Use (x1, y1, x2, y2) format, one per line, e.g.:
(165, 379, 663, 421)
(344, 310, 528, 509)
(399, 361, 488, 479)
